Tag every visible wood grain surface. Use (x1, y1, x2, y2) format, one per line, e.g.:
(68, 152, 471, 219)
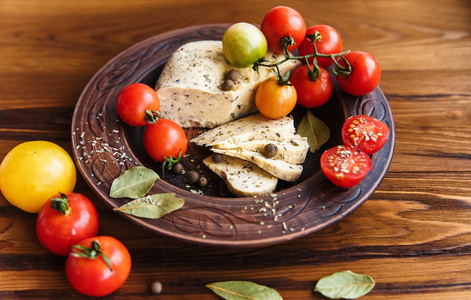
(1, 0, 470, 299)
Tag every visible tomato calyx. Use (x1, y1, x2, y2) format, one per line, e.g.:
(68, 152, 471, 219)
(332, 55, 352, 77)
(50, 193, 70, 215)
(162, 149, 182, 177)
(281, 36, 296, 57)
(71, 240, 113, 271)
(144, 109, 160, 125)
(306, 62, 321, 81)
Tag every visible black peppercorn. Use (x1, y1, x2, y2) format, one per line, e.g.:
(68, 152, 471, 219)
(225, 69, 241, 82)
(172, 162, 184, 174)
(220, 79, 235, 91)
(212, 152, 223, 163)
(264, 143, 278, 158)
(186, 170, 199, 184)
(198, 176, 208, 187)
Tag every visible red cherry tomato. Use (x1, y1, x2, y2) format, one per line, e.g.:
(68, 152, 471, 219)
(66, 236, 131, 297)
(116, 83, 160, 126)
(335, 51, 381, 96)
(321, 145, 372, 188)
(144, 118, 188, 162)
(290, 64, 333, 108)
(36, 193, 99, 256)
(261, 6, 306, 54)
(298, 25, 343, 69)
(255, 77, 297, 119)
(342, 115, 390, 155)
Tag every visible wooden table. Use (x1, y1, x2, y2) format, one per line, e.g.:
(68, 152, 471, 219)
(1, 0, 470, 298)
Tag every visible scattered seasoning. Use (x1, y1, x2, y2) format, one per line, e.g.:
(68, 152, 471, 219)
(282, 222, 288, 232)
(73, 125, 133, 171)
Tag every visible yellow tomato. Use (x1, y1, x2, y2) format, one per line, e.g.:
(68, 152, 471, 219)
(0, 141, 76, 213)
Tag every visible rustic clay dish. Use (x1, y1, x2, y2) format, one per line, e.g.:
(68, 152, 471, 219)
(71, 24, 395, 247)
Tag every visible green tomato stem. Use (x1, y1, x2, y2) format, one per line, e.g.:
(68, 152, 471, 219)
(253, 31, 353, 85)
(162, 149, 183, 177)
(71, 240, 113, 272)
(50, 193, 70, 215)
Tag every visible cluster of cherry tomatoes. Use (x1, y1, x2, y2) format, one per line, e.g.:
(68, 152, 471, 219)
(36, 192, 131, 296)
(231, 6, 381, 120)
(252, 6, 388, 188)
(116, 83, 188, 163)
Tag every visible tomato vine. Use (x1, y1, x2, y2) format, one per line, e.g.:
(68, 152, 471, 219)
(253, 32, 351, 85)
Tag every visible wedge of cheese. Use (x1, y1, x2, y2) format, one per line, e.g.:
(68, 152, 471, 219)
(203, 155, 278, 197)
(191, 114, 298, 146)
(155, 40, 300, 128)
(211, 148, 303, 182)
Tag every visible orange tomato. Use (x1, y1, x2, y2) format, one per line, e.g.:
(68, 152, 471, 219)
(255, 77, 297, 119)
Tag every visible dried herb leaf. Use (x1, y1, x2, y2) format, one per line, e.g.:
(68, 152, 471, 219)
(114, 193, 184, 219)
(314, 270, 375, 299)
(297, 110, 330, 153)
(206, 281, 283, 300)
(109, 166, 159, 199)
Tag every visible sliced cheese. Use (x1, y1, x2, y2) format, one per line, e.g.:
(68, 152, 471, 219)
(213, 136, 309, 165)
(203, 155, 278, 197)
(191, 114, 297, 146)
(155, 41, 300, 128)
(211, 148, 303, 182)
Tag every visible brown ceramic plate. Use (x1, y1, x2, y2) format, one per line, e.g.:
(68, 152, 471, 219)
(71, 24, 395, 247)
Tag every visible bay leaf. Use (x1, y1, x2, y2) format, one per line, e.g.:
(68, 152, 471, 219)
(314, 270, 375, 299)
(297, 110, 330, 153)
(114, 193, 184, 219)
(109, 166, 159, 199)
(206, 281, 283, 300)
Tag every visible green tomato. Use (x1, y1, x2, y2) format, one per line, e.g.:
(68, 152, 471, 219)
(0, 141, 76, 213)
(222, 22, 267, 68)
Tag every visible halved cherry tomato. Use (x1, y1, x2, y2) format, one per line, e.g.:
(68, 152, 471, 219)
(290, 64, 333, 108)
(261, 6, 306, 54)
(144, 118, 188, 162)
(116, 83, 160, 126)
(342, 115, 390, 155)
(298, 25, 343, 69)
(321, 145, 372, 188)
(334, 51, 381, 96)
(36, 193, 99, 256)
(66, 236, 131, 297)
(255, 77, 297, 119)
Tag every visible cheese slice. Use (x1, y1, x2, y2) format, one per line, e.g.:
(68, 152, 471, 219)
(155, 41, 300, 128)
(213, 136, 309, 165)
(191, 114, 298, 146)
(203, 155, 278, 197)
(211, 148, 303, 182)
